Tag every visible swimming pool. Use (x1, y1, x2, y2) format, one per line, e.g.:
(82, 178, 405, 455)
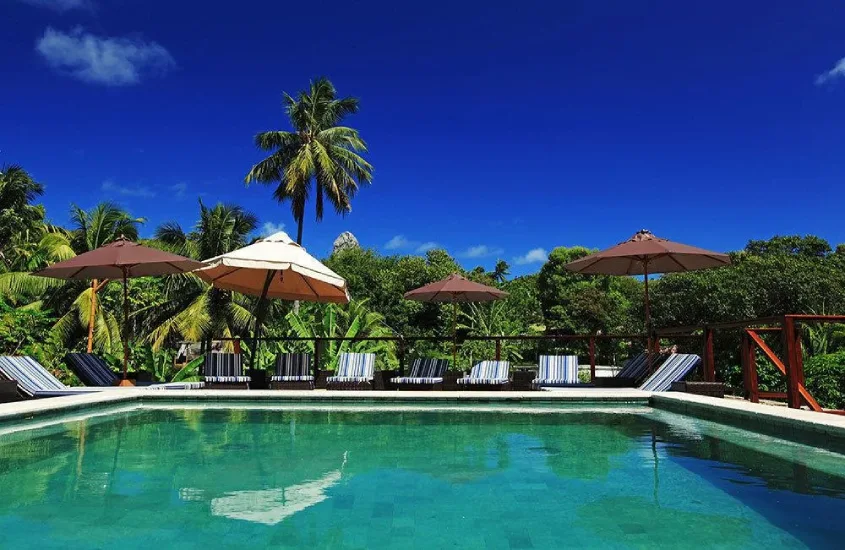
(0, 403, 842, 549)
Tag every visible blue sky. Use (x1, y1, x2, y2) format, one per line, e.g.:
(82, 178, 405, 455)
(4, 1, 845, 275)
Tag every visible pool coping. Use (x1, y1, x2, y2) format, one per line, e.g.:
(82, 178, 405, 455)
(1, 389, 844, 450)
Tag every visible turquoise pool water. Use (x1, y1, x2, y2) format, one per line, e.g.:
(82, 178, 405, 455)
(0, 404, 843, 549)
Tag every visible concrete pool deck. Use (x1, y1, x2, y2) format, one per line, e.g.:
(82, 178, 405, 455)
(0, 388, 844, 450)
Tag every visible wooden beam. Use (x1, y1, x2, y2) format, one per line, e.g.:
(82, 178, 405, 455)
(746, 330, 821, 412)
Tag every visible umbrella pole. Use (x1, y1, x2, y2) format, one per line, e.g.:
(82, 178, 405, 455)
(249, 270, 277, 370)
(644, 261, 653, 373)
(119, 269, 133, 386)
(452, 301, 457, 370)
(644, 261, 651, 333)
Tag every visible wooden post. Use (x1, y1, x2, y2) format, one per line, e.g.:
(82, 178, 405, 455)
(782, 317, 802, 409)
(233, 338, 242, 354)
(703, 327, 715, 382)
(589, 336, 596, 383)
(495, 338, 502, 361)
(740, 331, 759, 403)
(398, 337, 406, 376)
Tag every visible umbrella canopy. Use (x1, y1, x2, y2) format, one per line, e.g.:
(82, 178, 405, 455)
(564, 229, 730, 332)
(196, 232, 349, 304)
(403, 273, 507, 303)
(33, 238, 204, 384)
(196, 231, 349, 368)
(404, 274, 508, 368)
(32, 238, 203, 279)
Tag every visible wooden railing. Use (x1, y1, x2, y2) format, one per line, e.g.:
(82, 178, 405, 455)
(656, 315, 845, 414)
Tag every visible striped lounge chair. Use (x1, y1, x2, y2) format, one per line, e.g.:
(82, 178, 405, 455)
(391, 358, 449, 390)
(65, 353, 119, 386)
(326, 353, 375, 390)
(65, 353, 205, 389)
(0, 356, 202, 398)
(639, 353, 702, 392)
(457, 360, 511, 391)
(594, 352, 668, 387)
(531, 355, 583, 389)
(0, 356, 103, 398)
(203, 353, 250, 389)
(271, 353, 314, 390)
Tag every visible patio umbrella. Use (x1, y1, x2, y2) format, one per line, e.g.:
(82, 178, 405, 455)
(195, 231, 349, 367)
(404, 274, 508, 368)
(33, 238, 204, 385)
(563, 229, 730, 332)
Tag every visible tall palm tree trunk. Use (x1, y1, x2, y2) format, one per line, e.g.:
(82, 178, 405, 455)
(296, 216, 304, 245)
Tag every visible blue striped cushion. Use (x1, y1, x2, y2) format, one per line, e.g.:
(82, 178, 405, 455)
(460, 360, 509, 383)
(147, 381, 206, 390)
(639, 354, 702, 391)
(326, 376, 373, 383)
(458, 377, 509, 385)
(534, 355, 578, 384)
(0, 356, 66, 397)
(204, 376, 251, 383)
(616, 352, 648, 379)
(335, 353, 375, 380)
(203, 353, 249, 382)
(271, 375, 315, 382)
(391, 377, 444, 384)
(65, 353, 119, 386)
(274, 353, 312, 378)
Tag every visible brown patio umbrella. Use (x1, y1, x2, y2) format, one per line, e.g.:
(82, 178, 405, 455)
(404, 274, 508, 368)
(564, 229, 730, 332)
(33, 238, 204, 385)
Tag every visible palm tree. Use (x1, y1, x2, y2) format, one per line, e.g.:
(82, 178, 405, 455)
(68, 203, 144, 352)
(0, 165, 45, 267)
(244, 77, 373, 244)
(0, 202, 144, 353)
(147, 201, 258, 350)
(491, 260, 510, 284)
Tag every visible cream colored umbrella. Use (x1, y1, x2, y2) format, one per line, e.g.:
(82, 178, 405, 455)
(196, 231, 349, 303)
(195, 231, 350, 366)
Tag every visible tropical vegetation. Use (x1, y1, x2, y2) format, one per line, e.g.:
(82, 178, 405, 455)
(4, 164, 845, 406)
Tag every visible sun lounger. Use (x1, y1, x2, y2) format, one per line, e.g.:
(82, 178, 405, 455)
(531, 355, 586, 389)
(457, 360, 511, 391)
(0, 356, 96, 398)
(203, 352, 250, 389)
(0, 356, 202, 398)
(65, 353, 120, 386)
(391, 358, 449, 390)
(65, 353, 204, 389)
(270, 353, 314, 389)
(639, 353, 702, 391)
(594, 352, 669, 387)
(326, 353, 375, 390)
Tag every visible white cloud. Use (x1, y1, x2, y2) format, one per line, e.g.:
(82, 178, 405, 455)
(416, 242, 439, 253)
(514, 248, 548, 265)
(36, 27, 176, 86)
(101, 180, 155, 198)
(816, 57, 845, 85)
(261, 222, 286, 237)
(18, 0, 92, 12)
(458, 245, 504, 259)
(385, 235, 410, 250)
(170, 182, 188, 198)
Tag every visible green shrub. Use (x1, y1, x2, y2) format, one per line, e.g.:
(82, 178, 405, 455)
(803, 352, 845, 410)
